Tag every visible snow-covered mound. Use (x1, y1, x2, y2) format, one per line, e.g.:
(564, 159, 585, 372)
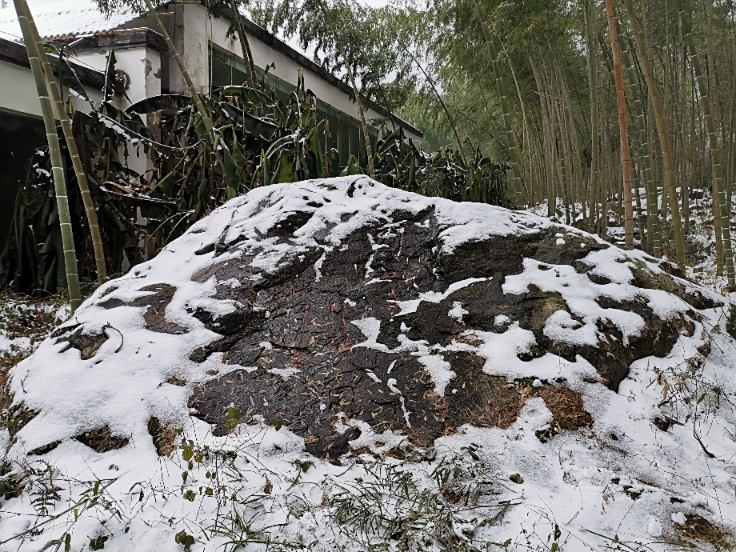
(2, 177, 736, 551)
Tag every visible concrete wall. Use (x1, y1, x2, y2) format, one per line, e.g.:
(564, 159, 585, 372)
(75, 46, 162, 107)
(0, 43, 163, 178)
(113, 46, 163, 176)
(0, 3, 418, 139)
(60, 46, 163, 176)
(117, 47, 162, 105)
(0, 59, 103, 117)
(0, 61, 45, 116)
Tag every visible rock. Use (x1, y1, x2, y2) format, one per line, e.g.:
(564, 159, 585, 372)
(2, 177, 734, 551)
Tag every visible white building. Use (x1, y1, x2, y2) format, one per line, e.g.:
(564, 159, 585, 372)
(0, 0, 420, 242)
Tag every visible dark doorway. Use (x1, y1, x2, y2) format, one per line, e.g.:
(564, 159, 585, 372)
(0, 109, 45, 247)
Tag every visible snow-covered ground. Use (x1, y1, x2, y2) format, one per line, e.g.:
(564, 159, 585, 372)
(1, 178, 735, 551)
(529, 190, 736, 299)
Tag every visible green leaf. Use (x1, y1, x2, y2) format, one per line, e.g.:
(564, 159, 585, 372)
(340, 154, 363, 176)
(223, 149, 242, 197)
(56, 46, 91, 104)
(275, 155, 294, 183)
(193, 113, 208, 138)
(181, 440, 194, 462)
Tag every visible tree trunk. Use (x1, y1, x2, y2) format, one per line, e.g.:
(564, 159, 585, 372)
(13, 0, 82, 311)
(473, 2, 525, 202)
(20, 1, 107, 282)
(702, 0, 735, 288)
(681, 3, 732, 285)
(584, 0, 601, 232)
(531, 58, 556, 218)
(342, 48, 376, 178)
(399, 40, 466, 163)
(499, 38, 531, 202)
(605, 0, 635, 249)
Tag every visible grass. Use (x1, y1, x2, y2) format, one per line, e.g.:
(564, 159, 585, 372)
(330, 458, 511, 551)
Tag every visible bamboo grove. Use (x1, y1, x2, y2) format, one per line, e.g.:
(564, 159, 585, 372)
(401, 0, 736, 288)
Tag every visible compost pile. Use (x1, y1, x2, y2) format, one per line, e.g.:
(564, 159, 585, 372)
(2, 177, 735, 551)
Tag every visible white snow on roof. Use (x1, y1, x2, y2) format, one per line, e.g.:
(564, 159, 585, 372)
(0, 0, 136, 42)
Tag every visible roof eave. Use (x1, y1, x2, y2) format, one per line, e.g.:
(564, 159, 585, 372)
(55, 27, 167, 54)
(0, 35, 105, 89)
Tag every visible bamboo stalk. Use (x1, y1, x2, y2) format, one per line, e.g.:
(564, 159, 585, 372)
(628, 38, 655, 252)
(473, 3, 525, 202)
(13, 0, 82, 311)
(623, 0, 686, 264)
(584, 0, 601, 232)
(229, 1, 256, 86)
(530, 58, 556, 218)
(702, 0, 735, 288)
(20, 1, 107, 282)
(605, 0, 635, 249)
(681, 3, 732, 284)
(398, 40, 466, 164)
(314, 0, 375, 178)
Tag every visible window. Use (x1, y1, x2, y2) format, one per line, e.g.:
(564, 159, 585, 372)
(210, 45, 250, 87)
(316, 102, 372, 166)
(209, 43, 377, 167)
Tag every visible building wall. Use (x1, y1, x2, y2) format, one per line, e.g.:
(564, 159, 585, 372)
(0, 43, 163, 179)
(0, 59, 104, 118)
(0, 4, 418, 139)
(73, 51, 107, 72)
(66, 46, 163, 176)
(0, 2, 419, 184)
(75, 46, 162, 107)
(0, 61, 46, 116)
(111, 46, 163, 177)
